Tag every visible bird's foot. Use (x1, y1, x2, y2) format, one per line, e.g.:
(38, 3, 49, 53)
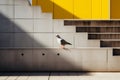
(60, 45, 65, 49)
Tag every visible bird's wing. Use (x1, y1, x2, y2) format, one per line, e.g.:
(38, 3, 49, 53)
(61, 39, 72, 45)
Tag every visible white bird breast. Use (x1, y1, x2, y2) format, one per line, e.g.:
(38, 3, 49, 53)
(57, 38, 61, 45)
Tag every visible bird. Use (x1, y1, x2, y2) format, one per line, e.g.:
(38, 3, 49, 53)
(56, 35, 72, 49)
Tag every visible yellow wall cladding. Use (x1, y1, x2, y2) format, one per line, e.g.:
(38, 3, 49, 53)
(102, 0, 109, 19)
(111, 0, 120, 19)
(32, 0, 109, 19)
(74, 0, 92, 19)
(38, 0, 53, 13)
(53, 0, 74, 19)
(32, 0, 37, 6)
(92, 0, 102, 19)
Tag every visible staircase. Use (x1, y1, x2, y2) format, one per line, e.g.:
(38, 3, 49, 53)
(30, 1, 120, 56)
(0, 0, 120, 71)
(65, 20, 120, 56)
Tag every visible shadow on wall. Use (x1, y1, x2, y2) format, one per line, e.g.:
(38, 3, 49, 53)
(0, 72, 91, 76)
(0, 13, 89, 74)
(36, 0, 80, 19)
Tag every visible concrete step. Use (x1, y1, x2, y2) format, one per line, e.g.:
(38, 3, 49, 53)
(107, 49, 120, 71)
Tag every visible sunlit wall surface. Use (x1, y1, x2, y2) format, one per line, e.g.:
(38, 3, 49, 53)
(0, 0, 76, 48)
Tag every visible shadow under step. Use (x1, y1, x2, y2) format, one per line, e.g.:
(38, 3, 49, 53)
(113, 49, 120, 56)
(88, 34, 120, 39)
(64, 20, 120, 27)
(101, 41, 120, 47)
(76, 27, 120, 33)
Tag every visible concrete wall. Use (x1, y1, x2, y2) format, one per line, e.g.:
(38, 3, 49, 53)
(0, 48, 113, 71)
(0, 0, 119, 72)
(1, 48, 120, 72)
(0, 0, 99, 48)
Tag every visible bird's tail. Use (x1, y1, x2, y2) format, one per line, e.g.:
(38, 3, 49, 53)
(67, 42, 72, 45)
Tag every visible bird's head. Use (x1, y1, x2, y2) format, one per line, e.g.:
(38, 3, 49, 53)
(56, 34, 61, 38)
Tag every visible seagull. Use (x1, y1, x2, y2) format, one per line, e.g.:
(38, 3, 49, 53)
(56, 35, 72, 49)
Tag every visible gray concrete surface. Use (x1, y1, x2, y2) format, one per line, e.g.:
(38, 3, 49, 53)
(0, 48, 112, 71)
(0, 72, 120, 80)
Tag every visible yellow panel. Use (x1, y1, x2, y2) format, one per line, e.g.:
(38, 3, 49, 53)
(53, 0, 73, 19)
(74, 0, 92, 19)
(111, 0, 120, 19)
(32, 0, 37, 6)
(37, 0, 53, 13)
(101, 0, 109, 19)
(92, 0, 102, 19)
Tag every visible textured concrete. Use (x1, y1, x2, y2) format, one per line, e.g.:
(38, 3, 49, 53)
(32, 49, 49, 71)
(33, 6, 52, 19)
(0, 0, 13, 4)
(0, 33, 14, 47)
(0, 5, 13, 18)
(0, 48, 111, 71)
(0, 50, 16, 71)
(15, 0, 30, 6)
(15, 50, 33, 71)
(14, 33, 33, 47)
(34, 19, 53, 32)
(50, 72, 120, 80)
(53, 20, 75, 32)
(0, 19, 13, 32)
(75, 33, 100, 48)
(15, 6, 33, 18)
(108, 49, 120, 71)
(82, 49, 107, 71)
(33, 33, 53, 48)
(0, 72, 120, 80)
(75, 40, 100, 48)
(14, 19, 33, 32)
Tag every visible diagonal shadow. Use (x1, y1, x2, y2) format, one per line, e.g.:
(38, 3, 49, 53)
(0, 12, 89, 75)
(36, 0, 80, 19)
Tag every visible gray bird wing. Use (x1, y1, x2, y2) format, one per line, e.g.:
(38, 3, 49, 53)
(61, 39, 72, 45)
